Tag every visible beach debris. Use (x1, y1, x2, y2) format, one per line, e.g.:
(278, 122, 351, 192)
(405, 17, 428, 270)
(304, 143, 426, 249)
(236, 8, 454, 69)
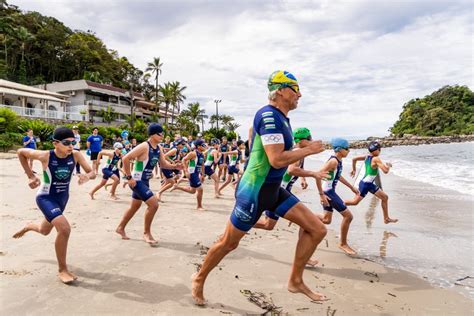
(387, 292, 397, 297)
(326, 306, 337, 316)
(195, 242, 210, 255)
(296, 307, 309, 311)
(325, 239, 329, 248)
(240, 289, 281, 313)
(192, 263, 202, 272)
(235, 275, 239, 279)
(456, 276, 472, 282)
(454, 276, 473, 287)
(219, 311, 232, 314)
(364, 271, 379, 282)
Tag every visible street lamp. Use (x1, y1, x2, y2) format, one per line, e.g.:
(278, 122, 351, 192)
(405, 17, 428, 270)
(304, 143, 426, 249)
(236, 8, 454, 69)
(128, 84, 135, 130)
(214, 99, 221, 130)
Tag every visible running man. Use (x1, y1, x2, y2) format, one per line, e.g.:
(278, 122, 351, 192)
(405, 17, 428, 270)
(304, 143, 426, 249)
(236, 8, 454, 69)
(89, 142, 124, 200)
(316, 138, 359, 255)
(13, 127, 95, 284)
(192, 70, 328, 305)
(116, 123, 181, 244)
(203, 138, 222, 198)
(171, 139, 207, 211)
(345, 141, 398, 224)
(156, 138, 186, 202)
(217, 136, 229, 181)
(86, 127, 103, 174)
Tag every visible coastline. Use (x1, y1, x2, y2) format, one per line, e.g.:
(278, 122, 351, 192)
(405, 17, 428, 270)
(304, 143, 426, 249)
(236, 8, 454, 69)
(341, 134, 474, 149)
(1, 154, 472, 315)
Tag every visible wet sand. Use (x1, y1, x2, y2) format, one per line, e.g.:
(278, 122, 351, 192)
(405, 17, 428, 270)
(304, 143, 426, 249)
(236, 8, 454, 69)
(0, 153, 472, 315)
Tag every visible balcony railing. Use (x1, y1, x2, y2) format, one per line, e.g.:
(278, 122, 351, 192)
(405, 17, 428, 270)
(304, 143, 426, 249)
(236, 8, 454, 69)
(1, 105, 88, 121)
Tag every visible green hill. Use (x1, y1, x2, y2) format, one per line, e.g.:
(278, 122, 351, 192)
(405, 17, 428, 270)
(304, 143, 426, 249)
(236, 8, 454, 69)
(390, 85, 474, 136)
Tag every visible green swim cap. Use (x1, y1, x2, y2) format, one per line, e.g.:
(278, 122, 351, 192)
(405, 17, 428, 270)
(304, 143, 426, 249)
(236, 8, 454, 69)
(293, 127, 312, 143)
(268, 70, 298, 92)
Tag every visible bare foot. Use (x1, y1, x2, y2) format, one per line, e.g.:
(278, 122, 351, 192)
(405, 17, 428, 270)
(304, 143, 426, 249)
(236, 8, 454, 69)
(12, 226, 29, 239)
(384, 217, 398, 224)
(170, 185, 178, 192)
(68, 271, 78, 280)
(58, 271, 75, 284)
(306, 258, 319, 267)
(104, 184, 110, 191)
(288, 280, 328, 302)
(115, 227, 130, 240)
(89, 192, 95, 200)
(143, 233, 158, 245)
(338, 244, 357, 255)
(191, 273, 206, 306)
(156, 194, 163, 203)
(197, 207, 206, 212)
(214, 194, 220, 198)
(110, 195, 119, 200)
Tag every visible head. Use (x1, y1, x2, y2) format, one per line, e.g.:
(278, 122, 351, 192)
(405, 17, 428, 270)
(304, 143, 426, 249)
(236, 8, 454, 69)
(331, 138, 350, 158)
(194, 139, 207, 152)
(26, 129, 33, 136)
(210, 138, 220, 149)
(267, 70, 301, 110)
(92, 127, 98, 135)
(237, 140, 245, 149)
(147, 123, 164, 143)
(221, 136, 227, 144)
(174, 138, 185, 149)
(131, 138, 137, 145)
(188, 135, 193, 141)
(72, 126, 79, 134)
(113, 142, 124, 154)
(231, 139, 237, 146)
(174, 133, 181, 141)
(52, 127, 75, 155)
(293, 127, 312, 148)
(368, 141, 381, 156)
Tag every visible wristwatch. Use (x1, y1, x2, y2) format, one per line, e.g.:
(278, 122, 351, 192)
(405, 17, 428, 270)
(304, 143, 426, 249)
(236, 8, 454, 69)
(125, 175, 132, 180)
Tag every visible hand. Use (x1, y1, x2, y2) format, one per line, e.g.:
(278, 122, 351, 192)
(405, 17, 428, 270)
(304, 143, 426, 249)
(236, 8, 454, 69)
(386, 162, 392, 168)
(174, 162, 183, 170)
(128, 178, 137, 189)
(28, 175, 41, 189)
(313, 170, 329, 180)
(77, 174, 90, 185)
(320, 194, 330, 206)
(301, 180, 308, 190)
(350, 170, 356, 178)
(307, 140, 325, 155)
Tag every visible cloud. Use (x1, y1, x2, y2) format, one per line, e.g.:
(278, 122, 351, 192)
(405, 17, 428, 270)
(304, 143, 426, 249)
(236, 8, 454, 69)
(11, 0, 473, 139)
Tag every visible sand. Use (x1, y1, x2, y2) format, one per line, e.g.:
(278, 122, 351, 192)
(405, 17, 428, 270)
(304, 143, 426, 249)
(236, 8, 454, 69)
(0, 152, 472, 315)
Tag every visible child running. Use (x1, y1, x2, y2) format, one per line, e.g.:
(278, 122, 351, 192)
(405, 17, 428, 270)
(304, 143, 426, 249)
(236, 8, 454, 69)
(316, 138, 359, 255)
(89, 142, 123, 200)
(345, 141, 398, 224)
(13, 127, 96, 284)
(202, 138, 221, 198)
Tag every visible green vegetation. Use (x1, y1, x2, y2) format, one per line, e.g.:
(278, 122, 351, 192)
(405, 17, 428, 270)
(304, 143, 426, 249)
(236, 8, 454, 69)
(390, 85, 474, 137)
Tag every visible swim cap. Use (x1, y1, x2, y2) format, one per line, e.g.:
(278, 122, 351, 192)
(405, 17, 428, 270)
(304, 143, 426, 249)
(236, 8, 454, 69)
(331, 138, 349, 152)
(293, 127, 312, 143)
(114, 142, 123, 149)
(268, 70, 298, 92)
(53, 127, 74, 141)
(174, 138, 185, 146)
(368, 141, 381, 152)
(147, 123, 163, 136)
(181, 146, 189, 153)
(194, 139, 206, 147)
(210, 138, 220, 145)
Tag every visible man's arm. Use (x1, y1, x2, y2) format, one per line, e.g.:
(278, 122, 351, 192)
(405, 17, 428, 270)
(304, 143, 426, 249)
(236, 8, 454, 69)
(287, 158, 328, 180)
(73, 150, 96, 183)
(17, 149, 48, 188)
(264, 140, 325, 169)
(23, 136, 32, 146)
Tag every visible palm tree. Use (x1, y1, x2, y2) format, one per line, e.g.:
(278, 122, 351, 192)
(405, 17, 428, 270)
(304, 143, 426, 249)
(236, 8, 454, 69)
(16, 26, 35, 83)
(158, 82, 174, 125)
(181, 102, 206, 134)
(169, 81, 187, 125)
(226, 122, 241, 132)
(209, 114, 220, 129)
(145, 57, 163, 116)
(220, 114, 235, 130)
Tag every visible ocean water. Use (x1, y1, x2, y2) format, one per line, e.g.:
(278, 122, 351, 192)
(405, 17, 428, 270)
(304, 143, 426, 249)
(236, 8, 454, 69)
(299, 142, 474, 299)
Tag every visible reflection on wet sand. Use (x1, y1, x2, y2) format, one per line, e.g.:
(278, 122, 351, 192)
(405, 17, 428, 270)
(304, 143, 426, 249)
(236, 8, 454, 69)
(365, 196, 377, 229)
(379, 231, 398, 258)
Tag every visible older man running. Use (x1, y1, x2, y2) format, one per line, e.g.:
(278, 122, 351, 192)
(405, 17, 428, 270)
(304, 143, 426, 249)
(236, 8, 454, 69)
(192, 70, 328, 305)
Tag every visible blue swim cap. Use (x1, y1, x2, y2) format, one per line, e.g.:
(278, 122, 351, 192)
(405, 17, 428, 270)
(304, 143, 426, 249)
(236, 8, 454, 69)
(147, 123, 163, 136)
(368, 141, 381, 152)
(331, 138, 349, 152)
(194, 139, 206, 147)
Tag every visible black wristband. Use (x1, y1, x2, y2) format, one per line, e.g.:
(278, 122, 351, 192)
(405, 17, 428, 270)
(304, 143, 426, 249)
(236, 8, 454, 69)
(125, 175, 132, 180)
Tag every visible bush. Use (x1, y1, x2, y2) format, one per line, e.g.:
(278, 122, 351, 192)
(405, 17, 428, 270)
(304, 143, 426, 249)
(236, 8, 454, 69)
(17, 119, 55, 142)
(0, 133, 14, 151)
(0, 107, 19, 133)
(40, 141, 55, 150)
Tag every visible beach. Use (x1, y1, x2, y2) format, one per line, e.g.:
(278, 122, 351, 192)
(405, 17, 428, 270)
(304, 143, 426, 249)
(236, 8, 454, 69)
(1, 152, 472, 315)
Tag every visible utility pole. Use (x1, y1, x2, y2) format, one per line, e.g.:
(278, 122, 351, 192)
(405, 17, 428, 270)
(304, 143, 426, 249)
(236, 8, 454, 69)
(214, 99, 221, 130)
(129, 84, 135, 130)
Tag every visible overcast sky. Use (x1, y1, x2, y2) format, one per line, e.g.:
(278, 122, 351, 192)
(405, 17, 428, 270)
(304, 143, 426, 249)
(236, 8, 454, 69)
(12, 0, 473, 139)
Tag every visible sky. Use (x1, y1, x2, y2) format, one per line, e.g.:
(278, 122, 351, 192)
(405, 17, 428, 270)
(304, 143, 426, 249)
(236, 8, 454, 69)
(11, 0, 473, 140)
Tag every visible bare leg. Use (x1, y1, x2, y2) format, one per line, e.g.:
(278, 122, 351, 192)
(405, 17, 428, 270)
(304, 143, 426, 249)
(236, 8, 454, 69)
(192, 221, 247, 305)
(283, 203, 328, 301)
(196, 187, 204, 210)
(253, 216, 278, 230)
(143, 196, 159, 244)
(13, 219, 53, 238)
(297, 227, 319, 266)
(89, 179, 107, 199)
(374, 190, 398, 223)
(218, 175, 232, 195)
(116, 198, 142, 240)
(172, 185, 196, 194)
(211, 173, 221, 197)
(157, 178, 175, 201)
(338, 210, 356, 255)
(109, 175, 120, 199)
(51, 216, 76, 283)
(344, 194, 363, 206)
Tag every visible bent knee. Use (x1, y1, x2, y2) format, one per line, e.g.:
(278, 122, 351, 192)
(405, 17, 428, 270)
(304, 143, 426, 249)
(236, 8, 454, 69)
(223, 239, 240, 252)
